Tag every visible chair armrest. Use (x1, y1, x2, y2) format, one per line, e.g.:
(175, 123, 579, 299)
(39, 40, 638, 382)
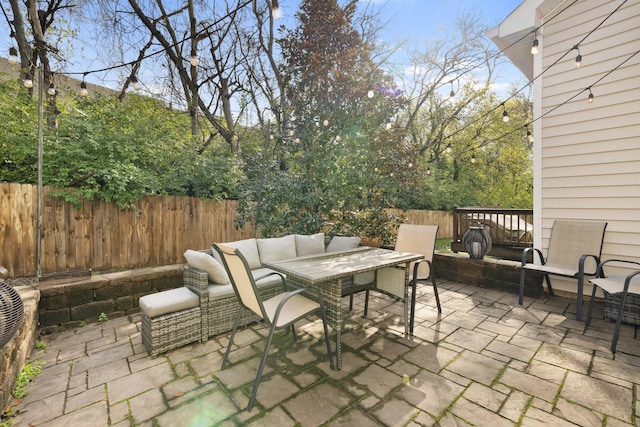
(578, 254, 603, 278)
(522, 247, 545, 267)
(595, 259, 640, 278)
(413, 259, 433, 281)
(183, 266, 210, 340)
(255, 271, 286, 290)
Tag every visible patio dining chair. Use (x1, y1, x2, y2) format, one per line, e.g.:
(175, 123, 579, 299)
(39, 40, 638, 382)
(519, 220, 607, 321)
(357, 224, 442, 333)
(213, 243, 334, 411)
(586, 259, 640, 353)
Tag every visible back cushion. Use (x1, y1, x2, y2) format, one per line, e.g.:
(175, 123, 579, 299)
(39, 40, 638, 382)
(213, 238, 261, 269)
(183, 249, 230, 284)
(295, 233, 325, 257)
(326, 236, 361, 252)
(257, 235, 297, 263)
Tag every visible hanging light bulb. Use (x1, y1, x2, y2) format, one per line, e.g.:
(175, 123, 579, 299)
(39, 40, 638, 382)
(271, 0, 282, 19)
(130, 75, 141, 90)
(588, 87, 594, 103)
(80, 80, 89, 96)
(527, 128, 533, 142)
(470, 153, 476, 164)
(47, 83, 56, 96)
(574, 45, 582, 68)
(367, 89, 374, 98)
(8, 46, 18, 64)
(445, 143, 452, 153)
(426, 167, 431, 175)
(531, 31, 539, 55)
(23, 73, 33, 88)
(322, 119, 329, 127)
(190, 50, 199, 67)
(449, 81, 455, 98)
(502, 104, 510, 123)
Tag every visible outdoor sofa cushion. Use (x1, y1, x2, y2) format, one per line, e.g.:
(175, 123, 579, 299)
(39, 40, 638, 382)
(139, 287, 200, 318)
(295, 233, 326, 256)
(207, 267, 284, 301)
(257, 235, 297, 263)
(214, 238, 262, 269)
(183, 249, 229, 285)
(326, 236, 361, 252)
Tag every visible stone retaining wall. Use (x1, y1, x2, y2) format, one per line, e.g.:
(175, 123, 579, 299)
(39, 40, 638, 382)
(433, 252, 543, 296)
(38, 264, 184, 333)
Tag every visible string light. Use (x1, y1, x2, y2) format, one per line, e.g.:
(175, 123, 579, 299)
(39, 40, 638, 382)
(502, 104, 509, 123)
(426, 167, 431, 175)
(80, 73, 89, 96)
(8, 46, 18, 64)
(531, 31, 539, 55)
(445, 143, 452, 153)
(190, 50, 199, 67)
(574, 45, 582, 68)
(527, 128, 533, 142)
(587, 87, 594, 103)
(470, 152, 476, 163)
(47, 82, 56, 96)
(130, 75, 141, 91)
(271, 0, 281, 19)
(449, 81, 455, 98)
(23, 73, 33, 88)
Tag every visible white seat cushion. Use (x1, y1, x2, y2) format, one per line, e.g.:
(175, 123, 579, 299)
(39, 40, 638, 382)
(139, 287, 200, 318)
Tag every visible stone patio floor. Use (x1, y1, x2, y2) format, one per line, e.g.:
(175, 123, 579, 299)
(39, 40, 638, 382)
(9, 280, 640, 426)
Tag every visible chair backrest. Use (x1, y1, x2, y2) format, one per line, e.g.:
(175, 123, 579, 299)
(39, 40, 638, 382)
(545, 221, 607, 270)
(212, 243, 265, 319)
(395, 224, 439, 279)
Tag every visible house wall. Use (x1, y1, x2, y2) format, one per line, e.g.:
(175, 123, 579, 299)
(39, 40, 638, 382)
(535, 0, 640, 293)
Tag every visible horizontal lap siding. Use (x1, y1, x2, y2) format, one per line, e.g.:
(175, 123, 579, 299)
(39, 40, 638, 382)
(539, 0, 640, 271)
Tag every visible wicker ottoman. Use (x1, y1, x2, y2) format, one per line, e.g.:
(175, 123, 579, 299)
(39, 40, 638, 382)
(140, 287, 202, 356)
(604, 290, 640, 326)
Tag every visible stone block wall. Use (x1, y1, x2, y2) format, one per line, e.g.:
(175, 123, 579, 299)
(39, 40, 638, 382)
(38, 264, 184, 333)
(434, 252, 543, 296)
(1, 286, 39, 412)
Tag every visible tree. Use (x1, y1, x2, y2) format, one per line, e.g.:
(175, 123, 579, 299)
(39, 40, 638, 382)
(236, 0, 411, 241)
(8, 0, 83, 127)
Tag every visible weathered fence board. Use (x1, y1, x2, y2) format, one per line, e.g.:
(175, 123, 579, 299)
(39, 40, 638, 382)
(0, 182, 452, 278)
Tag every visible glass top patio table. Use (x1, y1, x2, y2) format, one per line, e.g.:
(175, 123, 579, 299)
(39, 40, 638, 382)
(263, 247, 424, 369)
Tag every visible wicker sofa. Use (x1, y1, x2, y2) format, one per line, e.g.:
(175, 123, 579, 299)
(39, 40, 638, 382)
(183, 233, 363, 338)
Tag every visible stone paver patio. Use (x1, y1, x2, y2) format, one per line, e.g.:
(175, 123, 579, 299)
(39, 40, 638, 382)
(9, 280, 640, 426)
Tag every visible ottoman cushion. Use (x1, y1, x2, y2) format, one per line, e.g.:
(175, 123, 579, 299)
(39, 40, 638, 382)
(140, 287, 200, 318)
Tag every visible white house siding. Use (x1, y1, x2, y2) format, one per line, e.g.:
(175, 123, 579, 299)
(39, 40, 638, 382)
(536, 0, 640, 294)
(491, 0, 640, 297)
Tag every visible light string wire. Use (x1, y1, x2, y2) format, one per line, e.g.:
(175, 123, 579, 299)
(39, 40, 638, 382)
(442, 0, 630, 150)
(0, 0, 253, 80)
(465, 48, 640, 155)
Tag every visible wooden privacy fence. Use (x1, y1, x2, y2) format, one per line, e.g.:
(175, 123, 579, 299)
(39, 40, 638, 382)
(0, 182, 452, 278)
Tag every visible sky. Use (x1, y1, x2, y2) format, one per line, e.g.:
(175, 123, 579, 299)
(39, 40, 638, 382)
(279, 0, 528, 94)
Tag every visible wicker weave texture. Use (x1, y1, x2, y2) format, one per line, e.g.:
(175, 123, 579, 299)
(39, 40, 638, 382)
(184, 266, 285, 337)
(604, 291, 640, 325)
(142, 306, 202, 356)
